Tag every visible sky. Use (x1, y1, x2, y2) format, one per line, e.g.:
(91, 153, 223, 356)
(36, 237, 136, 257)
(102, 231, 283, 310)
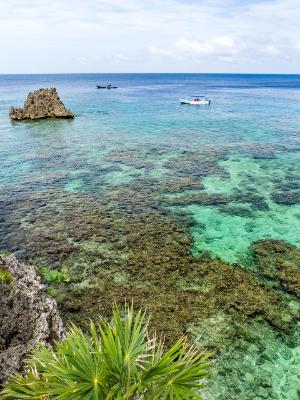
(0, 0, 299, 74)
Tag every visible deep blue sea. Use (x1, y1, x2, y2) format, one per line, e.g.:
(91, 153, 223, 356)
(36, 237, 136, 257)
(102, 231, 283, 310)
(1, 74, 300, 399)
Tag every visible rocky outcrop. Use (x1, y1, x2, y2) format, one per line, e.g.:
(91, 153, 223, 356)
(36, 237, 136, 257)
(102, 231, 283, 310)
(0, 253, 64, 385)
(9, 88, 74, 120)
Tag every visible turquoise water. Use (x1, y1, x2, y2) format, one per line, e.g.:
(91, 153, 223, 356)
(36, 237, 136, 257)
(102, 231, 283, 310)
(1, 74, 300, 399)
(189, 154, 300, 263)
(1, 74, 300, 258)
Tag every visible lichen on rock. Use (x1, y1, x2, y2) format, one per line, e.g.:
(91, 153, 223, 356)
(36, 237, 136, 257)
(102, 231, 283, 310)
(9, 88, 74, 120)
(0, 254, 64, 385)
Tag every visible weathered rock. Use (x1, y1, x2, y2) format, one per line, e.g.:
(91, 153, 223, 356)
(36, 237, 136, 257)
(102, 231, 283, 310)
(9, 88, 74, 120)
(0, 254, 64, 385)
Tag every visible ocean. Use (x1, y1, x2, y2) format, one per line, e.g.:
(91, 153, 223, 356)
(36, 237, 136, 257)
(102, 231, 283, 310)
(1, 73, 300, 399)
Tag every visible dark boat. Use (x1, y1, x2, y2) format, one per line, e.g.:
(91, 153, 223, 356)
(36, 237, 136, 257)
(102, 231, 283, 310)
(97, 84, 118, 89)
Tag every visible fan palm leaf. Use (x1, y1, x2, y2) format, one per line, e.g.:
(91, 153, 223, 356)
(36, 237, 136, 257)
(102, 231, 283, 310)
(0, 305, 213, 400)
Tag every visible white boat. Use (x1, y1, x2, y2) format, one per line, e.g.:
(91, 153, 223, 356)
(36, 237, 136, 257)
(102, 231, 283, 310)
(179, 96, 211, 105)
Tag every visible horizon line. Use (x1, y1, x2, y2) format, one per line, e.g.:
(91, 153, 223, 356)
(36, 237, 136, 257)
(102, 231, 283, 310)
(1, 72, 300, 76)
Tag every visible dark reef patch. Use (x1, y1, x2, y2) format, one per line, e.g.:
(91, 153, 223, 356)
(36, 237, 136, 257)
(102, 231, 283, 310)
(105, 149, 155, 170)
(163, 151, 229, 179)
(164, 193, 230, 206)
(252, 239, 300, 297)
(144, 177, 204, 193)
(231, 192, 270, 211)
(271, 191, 300, 205)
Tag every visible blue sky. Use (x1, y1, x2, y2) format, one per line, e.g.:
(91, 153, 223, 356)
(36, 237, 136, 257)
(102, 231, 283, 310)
(1, 0, 299, 73)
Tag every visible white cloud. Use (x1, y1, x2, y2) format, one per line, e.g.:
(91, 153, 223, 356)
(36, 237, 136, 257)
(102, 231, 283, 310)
(264, 45, 280, 55)
(212, 36, 235, 48)
(0, 0, 300, 73)
(76, 56, 89, 65)
(175, 36, 238, 56)
(148, 46, 174, 57)
(115, 53, 129, 61)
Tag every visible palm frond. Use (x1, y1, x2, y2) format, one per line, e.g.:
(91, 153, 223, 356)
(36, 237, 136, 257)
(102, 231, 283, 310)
(0, 370, 48, 400)
(1, 305, 213, 400)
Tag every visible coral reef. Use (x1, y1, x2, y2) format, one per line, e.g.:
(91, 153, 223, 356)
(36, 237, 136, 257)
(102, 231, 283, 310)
(0, 187, 297, 334)
(271, 177, 300, 205)
(271, 191, 300, 205)
(9, 88, 74, 120)
(105, 149, 155, 170)
(163, 152, 228, 179)
(1, 144, 300, 398)
(0, 254, 64, 385)
(252, 239, 300, 297)
(165, 193, 230, 206)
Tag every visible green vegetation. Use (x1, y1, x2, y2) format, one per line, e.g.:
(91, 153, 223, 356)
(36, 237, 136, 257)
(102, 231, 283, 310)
(0, 250, 11, 257)
(0, 305, 212, 400)
(46, 287, 61, 300)
(0, 268, 13, 286)
(39, 265, 70, 283)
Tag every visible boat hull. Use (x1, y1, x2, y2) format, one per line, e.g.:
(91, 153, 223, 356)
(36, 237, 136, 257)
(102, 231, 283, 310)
(180, 99, 210, 105)
(97, 85, 118, 89)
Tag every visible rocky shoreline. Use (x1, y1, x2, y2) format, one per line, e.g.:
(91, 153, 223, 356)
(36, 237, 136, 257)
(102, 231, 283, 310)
(0, 253, 64, 385)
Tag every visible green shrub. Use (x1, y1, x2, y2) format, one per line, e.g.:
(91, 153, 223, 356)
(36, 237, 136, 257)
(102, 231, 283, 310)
(39, 266, 70, 283)
(0, 250, 11, 257)
(0, 268, 13, 286)
(0, 305, 212, 399)
(46, 287, 61, 300)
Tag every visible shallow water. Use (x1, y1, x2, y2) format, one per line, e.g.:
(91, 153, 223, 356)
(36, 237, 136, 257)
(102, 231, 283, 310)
(189, 154, 300, 264)
(1, 73, 300, 399)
